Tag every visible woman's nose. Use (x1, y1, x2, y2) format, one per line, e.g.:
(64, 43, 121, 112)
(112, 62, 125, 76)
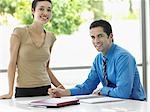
(43, 9, 49, 15)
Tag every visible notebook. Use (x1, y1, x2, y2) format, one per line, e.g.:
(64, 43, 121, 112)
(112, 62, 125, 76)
(29, 97, 80, 108)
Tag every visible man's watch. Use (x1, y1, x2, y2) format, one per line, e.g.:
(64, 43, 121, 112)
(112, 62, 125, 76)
(98, 89, 102, 95)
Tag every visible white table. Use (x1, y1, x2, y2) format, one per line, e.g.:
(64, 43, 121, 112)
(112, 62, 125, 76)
(0, 96, 149, 112)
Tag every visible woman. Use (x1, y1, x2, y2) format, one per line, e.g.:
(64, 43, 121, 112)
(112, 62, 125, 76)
(0, 0, 64, 99)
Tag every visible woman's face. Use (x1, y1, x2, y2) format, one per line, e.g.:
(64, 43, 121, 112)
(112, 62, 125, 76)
(32, 1, 52, 24)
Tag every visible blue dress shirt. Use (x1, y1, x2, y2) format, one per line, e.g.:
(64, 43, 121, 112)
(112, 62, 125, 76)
(70, 43, 146, 100)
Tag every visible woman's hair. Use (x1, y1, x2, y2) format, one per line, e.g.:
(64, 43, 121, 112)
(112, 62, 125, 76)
(32, 0, 52, 10)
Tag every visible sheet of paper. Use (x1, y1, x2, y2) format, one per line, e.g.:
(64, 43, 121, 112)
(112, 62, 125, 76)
(66, 94, 103, 99)
(79, 96, 124, 104)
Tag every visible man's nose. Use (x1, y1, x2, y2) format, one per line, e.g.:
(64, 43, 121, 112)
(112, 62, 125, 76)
(94, 37, 100, 42)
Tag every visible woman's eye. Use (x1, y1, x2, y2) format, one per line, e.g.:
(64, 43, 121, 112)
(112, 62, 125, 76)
(39, 8, 44, 11)
(47, 9, 51, 12)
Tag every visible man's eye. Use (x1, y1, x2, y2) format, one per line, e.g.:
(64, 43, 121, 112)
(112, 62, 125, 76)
(98, 34, 103, 38)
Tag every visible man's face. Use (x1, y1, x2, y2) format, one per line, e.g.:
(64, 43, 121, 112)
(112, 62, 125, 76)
(90, 26, 113, 55)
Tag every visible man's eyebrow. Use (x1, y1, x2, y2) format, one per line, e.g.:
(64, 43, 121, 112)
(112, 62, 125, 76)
(97, 33, 103, 35)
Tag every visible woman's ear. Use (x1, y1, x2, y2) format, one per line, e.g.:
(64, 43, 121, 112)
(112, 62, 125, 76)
(31, 8, 35, 18)
(31, 8, 34, 15)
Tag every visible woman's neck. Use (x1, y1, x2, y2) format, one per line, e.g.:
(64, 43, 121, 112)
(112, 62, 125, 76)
(30, 22, 44, 34)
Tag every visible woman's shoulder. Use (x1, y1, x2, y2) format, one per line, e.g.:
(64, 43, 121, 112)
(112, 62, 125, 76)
(11, 26, 28, 40)
(46, 31, 56, 41)
(46, 31, 55, 37)
(13, 26, 27, 34)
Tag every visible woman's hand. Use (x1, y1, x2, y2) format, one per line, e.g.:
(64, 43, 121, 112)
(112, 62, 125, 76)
(0, 93, 13, 99)
(48, 87, 70, 98)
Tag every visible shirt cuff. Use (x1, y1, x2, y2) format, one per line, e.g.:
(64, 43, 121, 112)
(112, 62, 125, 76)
(101, 87, 110, 96)
(69, 87, 81, 96)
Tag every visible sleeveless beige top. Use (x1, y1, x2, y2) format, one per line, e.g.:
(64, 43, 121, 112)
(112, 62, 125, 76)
(12, 26, 56, 88)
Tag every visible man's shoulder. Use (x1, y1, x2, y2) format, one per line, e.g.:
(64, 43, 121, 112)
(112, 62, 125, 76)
(114, 44, 131, 55)
(114, 44, 135, 60)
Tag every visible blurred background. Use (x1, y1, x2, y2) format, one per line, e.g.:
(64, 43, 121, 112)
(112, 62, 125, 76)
(0, 0, 150, 101)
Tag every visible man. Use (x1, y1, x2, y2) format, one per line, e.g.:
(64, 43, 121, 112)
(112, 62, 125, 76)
(48, 19, 146, 100)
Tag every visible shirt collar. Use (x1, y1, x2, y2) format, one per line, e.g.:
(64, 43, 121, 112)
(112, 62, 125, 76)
(105, 43, 116, 60)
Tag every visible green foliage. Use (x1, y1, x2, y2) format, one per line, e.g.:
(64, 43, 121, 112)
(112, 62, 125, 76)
(122, 12, 139, 20)
(1, 0, 139, 34)
(1, 0, 89, 35)
(45, 0, 89, 35)
(14, 0, 89, 35)
(14, 0, 33, 25)
(0, 0, 17, 15)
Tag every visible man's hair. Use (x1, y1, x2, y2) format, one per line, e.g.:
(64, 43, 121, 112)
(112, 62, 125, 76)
(89, 19, 112, 36)
(32, 0, 52, 10)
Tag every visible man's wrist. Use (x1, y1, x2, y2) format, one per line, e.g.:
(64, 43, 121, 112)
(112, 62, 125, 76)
(98, 89, 102, 95)
(66, 89, 71, 96)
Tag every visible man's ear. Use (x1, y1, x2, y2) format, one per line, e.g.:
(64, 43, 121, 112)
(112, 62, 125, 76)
(108, 33, 113, 42)
(109, 33, 113, 39)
